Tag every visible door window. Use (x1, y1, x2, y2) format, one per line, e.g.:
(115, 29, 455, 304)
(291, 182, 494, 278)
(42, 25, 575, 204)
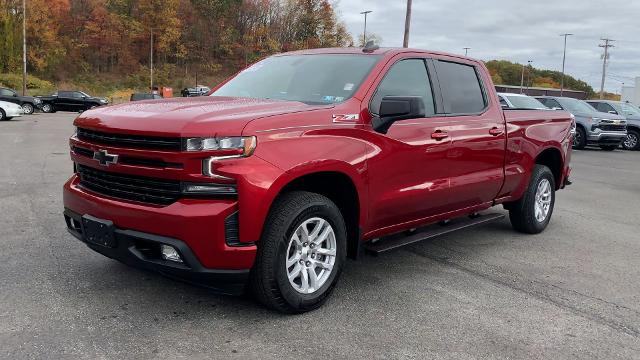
(370, 59, 435, 116)
(434, 61, 486, 114)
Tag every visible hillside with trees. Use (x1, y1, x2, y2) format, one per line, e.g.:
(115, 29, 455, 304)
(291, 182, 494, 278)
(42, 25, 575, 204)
(0, 0, 352, 96)
(485, 60, 596, 97)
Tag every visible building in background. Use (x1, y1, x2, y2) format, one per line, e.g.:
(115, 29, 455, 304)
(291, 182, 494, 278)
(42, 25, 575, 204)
(621, 77, 640, 106)
(494, 85, 586, 100)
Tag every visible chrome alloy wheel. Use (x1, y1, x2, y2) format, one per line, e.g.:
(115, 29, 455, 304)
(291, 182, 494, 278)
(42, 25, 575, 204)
(285, 217, 336, 294)
(534, 179, 552, 222)
(623, 133, 638, 149)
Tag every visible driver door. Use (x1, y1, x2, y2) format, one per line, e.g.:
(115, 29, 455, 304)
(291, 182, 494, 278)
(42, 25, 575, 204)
(365, 57, 453, 231)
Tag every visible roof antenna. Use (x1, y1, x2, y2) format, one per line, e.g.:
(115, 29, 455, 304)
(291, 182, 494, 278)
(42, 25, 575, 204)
(362, 40, 379, 53)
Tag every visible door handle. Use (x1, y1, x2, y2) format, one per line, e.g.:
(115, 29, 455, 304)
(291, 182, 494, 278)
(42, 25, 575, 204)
(489, 127, 504, 136)
(431, 130, 449, 140)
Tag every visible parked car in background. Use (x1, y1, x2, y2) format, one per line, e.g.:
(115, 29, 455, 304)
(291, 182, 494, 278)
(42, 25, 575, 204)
(0, 100, 25, 120)
(130, 93, 163, 101)
(38, 91, 108, 113)
(64, 47, 573, 313)
(498, 93, 549, 110)
(181, 85, 211, 97)
(586, 100, 640, 151)
(536, 96, 626, 150)
(0, 87, 43, 114)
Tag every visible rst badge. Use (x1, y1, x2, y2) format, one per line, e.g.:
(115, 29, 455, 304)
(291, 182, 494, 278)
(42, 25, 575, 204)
(93, 149, 118, 166)
(332, 114, 359, 123)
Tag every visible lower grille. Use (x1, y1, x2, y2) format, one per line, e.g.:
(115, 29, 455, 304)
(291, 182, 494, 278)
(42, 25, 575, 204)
(599, 124, 626, 132)
(77, 164, 181, 205)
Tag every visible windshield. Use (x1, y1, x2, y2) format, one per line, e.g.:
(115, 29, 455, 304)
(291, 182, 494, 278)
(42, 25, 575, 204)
(505, 95, 547, 109)
(558, 98, 597, 114)
(620, 102, 640, 116)
(211, 54, 380, 105)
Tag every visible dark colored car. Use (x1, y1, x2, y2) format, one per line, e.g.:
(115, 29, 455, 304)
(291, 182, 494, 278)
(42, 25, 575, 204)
(130, 93, 163, 101)
(38, 91, 108, 113)
(181, 86, 211, 97)
(0, 87, 43, 114)
(64, 47, 572, 313)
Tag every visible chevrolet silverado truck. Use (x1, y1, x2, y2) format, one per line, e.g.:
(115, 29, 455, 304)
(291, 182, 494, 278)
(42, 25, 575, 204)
(63, 47, 573, 313)
(536, 96, 626, 150)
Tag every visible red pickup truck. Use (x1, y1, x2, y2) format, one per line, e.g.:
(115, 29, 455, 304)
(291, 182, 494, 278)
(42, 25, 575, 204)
(63, 47, 573, 313)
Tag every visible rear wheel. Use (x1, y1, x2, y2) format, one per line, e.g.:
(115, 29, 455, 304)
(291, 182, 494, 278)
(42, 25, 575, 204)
(599, 145, 618, 151)
(41, 103, 53, 113)
(21, 103, 34, 114)
(250, 191, 346, 313)
(573, 126, 586, 149)
(508, 165, 556, 234)
(622, 129, 640, 150)
(0, 109, 6, 121)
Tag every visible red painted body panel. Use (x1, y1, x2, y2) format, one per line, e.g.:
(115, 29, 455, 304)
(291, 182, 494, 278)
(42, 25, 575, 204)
(63, 47, 573, 271)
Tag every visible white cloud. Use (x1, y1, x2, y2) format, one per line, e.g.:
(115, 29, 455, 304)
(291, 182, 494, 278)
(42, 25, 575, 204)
(334, 0, 640, 93)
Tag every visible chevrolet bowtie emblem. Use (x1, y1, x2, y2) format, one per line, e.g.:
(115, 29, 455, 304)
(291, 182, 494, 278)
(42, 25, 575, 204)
(93, 149, 118, 166)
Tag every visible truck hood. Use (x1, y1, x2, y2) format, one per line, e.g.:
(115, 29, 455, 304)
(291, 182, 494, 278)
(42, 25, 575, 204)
(75, 97, 329, 137)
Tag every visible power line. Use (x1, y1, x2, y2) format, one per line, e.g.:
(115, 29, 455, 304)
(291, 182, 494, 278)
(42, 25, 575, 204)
(598, 38, 615, 99)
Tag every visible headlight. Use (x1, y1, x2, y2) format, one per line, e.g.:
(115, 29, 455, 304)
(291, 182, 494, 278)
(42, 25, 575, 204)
(184, 136, 256, 155)
(591, 117, 602, 124)
(99, 99, 107, 103)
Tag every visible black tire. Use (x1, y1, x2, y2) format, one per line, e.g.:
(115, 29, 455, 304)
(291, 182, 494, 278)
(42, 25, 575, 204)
(0, 108, 6, 121)
(622, 129, 640, 151)
(250, 191, 347, 313)
(21, 103, 34, 115)
(508, 165, 556, 234)
(42, 103, 54, 113)
(573, 126, 586, 149)
(599, 145, 618, 151)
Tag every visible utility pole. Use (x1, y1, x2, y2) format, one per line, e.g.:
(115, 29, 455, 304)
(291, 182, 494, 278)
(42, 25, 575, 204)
(559, 33, 573, 96)
(463, 47, 471, 56)
(150, 30, 154, 94)
(22, 0, 27, 96)
(520, 62, 525, 94)
(403, 0, 412, 48)
(360, 10, 372, 45)
(526, 60, 533, 91)
(599, 38, 615, 99)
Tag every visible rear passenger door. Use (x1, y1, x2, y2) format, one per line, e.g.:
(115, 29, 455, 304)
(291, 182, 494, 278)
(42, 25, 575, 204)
(432, 59, 506, 210)
(366, 57, 453, 230)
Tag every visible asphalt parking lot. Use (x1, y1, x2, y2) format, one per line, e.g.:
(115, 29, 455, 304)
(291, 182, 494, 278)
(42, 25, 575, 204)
(1, 112, 639, 359)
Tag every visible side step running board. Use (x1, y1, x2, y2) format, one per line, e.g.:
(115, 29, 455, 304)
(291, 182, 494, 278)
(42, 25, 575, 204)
(363, 213, 505, 255)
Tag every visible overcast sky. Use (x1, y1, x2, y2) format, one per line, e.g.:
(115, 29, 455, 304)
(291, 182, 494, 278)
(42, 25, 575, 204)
(334, 0, 640, 93)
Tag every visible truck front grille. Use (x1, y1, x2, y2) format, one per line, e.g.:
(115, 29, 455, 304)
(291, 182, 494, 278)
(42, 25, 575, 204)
(599, 124, 626, 132)
(77, 164, 181, 205)
(77, 128, 182, 151)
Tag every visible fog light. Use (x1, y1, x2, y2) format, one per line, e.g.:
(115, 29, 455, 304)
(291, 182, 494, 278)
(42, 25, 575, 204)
(160, 244, 183, 263)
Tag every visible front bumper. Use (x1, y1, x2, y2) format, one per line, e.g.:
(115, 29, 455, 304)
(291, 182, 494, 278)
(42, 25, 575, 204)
(587, 131, 627, 145)
(4, 106, 24, 117)
(64, 209, 249, 295)
(63, 175, 256, 293)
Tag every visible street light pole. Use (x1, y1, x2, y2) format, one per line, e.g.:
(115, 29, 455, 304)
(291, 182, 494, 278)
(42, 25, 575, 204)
(403, 0, 412, 48)
(463, 47, 471, 56)
(360, 10, 372, 45)
(22, 0, 27, 96)
(559, 33, 573, 96)
(150, 29, 154, 93)
(526, 60, 533, 91)
(520, 62, 525, 94)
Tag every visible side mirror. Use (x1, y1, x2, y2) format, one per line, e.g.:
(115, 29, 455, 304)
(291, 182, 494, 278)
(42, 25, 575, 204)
(501, 104, 509, 109)
(608, 110, 618, 115)
(372, 96, 426, 134)
(13, 93, 18, 97)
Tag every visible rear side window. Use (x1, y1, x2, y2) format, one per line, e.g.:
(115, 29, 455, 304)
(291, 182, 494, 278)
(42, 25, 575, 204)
(59, 91, 72, 97)
(370, 59, 435, 116)
(435, 61, 486, 114)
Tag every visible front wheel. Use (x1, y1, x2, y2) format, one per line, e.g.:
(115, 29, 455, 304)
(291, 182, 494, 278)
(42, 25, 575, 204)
(508, 165, 556, 234)
(41, 103, 53, 113)
(250, 191, 346, 313)
(21, 103, 34, 114)
(0, 109, 6, 121)
(622, 129, 640, 151)
(573, 126, 586, 149)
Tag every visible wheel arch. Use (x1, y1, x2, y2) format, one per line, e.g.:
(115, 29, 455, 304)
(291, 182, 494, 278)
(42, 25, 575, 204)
(534, 147, 564, 189)
(269, 168, 364, 260)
